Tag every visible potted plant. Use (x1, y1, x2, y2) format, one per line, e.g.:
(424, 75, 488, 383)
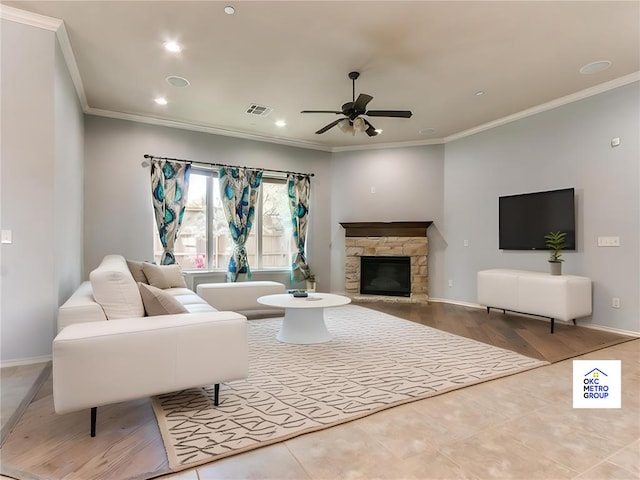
(305, 273, 317, 292)
(544, 231, 567, 275)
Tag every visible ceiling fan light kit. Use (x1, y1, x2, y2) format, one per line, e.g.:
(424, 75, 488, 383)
(338, 119, 355, 135)
(301, 71, 412, 136)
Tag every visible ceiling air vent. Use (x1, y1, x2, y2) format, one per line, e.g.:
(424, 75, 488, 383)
(246, 104, 273, 117)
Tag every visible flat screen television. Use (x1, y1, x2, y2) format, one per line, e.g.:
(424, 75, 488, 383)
(499, 188, 576, 250)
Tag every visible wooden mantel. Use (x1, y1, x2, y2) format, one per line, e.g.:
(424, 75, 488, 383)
(339, 221, 433, 238)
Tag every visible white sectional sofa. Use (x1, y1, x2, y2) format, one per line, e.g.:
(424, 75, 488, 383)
(54, 254, 269, 436)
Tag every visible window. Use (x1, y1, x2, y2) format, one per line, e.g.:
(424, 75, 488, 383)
(154, 170, 297, 271)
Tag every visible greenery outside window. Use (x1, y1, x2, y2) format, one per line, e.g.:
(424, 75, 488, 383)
(154, 170, 296, 271)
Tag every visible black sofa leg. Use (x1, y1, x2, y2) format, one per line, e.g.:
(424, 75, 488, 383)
(214, 384, 220, 406)
(550, 318, 555, 334)
(90, 407, 97, 437)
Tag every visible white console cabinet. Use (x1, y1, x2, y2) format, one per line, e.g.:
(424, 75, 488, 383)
(477, 269, 592, 333)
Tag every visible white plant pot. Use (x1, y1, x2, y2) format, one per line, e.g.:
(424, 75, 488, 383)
(549, 261, 562, 276)
(306, 281, 316, 292)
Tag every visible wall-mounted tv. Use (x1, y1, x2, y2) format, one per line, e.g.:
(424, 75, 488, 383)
(499, 188, 576, 250)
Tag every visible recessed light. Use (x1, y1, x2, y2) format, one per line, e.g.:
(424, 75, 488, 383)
(275, 120, 286, 127)
(475, 90, 484, 96)
(166, 76, 190, 88)
(419, 128, 436, 135)
(224, 5, 235, 15)
(579, 60, 612, 74)
(154, 97, 168, 105)
(163, 41, 182, 53)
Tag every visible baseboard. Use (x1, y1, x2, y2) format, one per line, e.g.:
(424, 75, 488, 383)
(0, 354, 52, 368)
(428, 298, 484, 309)
(430, 298, 640, 336)
(579, 323, 640, 337)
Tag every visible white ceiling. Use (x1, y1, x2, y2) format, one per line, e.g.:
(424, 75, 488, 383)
(3, 1, 639, 151)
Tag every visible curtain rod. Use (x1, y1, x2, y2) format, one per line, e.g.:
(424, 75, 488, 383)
(142, 154, 314, 177)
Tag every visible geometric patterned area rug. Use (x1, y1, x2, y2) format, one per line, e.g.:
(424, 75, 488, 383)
(152, 305, 548, 472)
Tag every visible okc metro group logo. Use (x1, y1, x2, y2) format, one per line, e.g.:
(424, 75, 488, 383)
(573, 360, 621, 408)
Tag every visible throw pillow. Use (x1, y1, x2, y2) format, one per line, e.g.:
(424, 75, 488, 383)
(142, 263, 187, 289)
(139, 282, 189, 316)
(126, 260, 148, 284)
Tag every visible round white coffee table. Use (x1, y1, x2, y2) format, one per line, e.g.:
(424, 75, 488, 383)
(257, 293, 351, 344)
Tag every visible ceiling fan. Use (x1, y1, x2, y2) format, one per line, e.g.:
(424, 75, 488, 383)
(300, 72, 413, 136)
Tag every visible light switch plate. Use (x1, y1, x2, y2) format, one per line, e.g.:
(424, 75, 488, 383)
(598, 236, 620, 247)
(1, 230, 12, 244)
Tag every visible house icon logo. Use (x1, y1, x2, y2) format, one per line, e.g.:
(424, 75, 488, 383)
(573, 360, 621, 409)
(583, 368, 609, 399)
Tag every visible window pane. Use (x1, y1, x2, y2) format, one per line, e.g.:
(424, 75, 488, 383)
(153, 174, 300, 273)
(154, 173, 208, 269)
(261, 181, 296, 268)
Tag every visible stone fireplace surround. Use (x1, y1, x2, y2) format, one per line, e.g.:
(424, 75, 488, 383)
(340, 222, 432, 304)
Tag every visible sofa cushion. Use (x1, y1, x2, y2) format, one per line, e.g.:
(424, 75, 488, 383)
(139, 283, 189, 316)
(126, 260, 149, 284)
(164, 287, 218, 313)
(90, 255, 144, 320)
(142, 263, 187, 289)
(57, 281, 108, 332)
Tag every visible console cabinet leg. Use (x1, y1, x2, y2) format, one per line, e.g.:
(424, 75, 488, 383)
(90, 407, 97, 437)
(214, 384, 220, 406)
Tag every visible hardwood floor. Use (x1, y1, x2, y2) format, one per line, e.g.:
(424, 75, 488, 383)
(0, 302, 635, 480)
(353, 301, 635, 363)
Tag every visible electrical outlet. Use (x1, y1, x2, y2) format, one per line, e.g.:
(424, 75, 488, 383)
(612, 297, 621, 309)
(448, 280, 453, 288)
(463, 239, 469, 247)
(598, 236, 620, 247)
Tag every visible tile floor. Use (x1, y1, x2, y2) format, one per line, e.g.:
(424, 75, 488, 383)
(1, 341, 637, 480)
(158, 340, 639, 480)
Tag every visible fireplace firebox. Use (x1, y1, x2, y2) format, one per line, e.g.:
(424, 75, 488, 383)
(360, 256, 411, 297)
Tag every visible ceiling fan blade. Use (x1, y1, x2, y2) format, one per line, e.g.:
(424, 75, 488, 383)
(301, 110, 342, 114)
(315, 118, 344, 134)
(365, 110, 413, 118)
(353, 93, 373, 113)
(363, 119, 378, 137)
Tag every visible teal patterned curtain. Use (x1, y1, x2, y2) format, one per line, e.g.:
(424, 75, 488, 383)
(219, 167, 263, 282)
(287, 174, 311, 282)
(150, 159, 191, 265)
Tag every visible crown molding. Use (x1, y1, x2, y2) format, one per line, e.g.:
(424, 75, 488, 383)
(0, 4, 61, 30)
(444, 72, 640, 143)
(332, 137, 444, 153)
(85, 108, 333, 152)
(55, 22, 89, 110)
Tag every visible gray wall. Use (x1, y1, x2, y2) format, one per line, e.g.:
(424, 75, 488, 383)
(443, 82, 639, 332)
(83, 115, 332, 289)
(0, 20, 83, 362)
(329, 146, 446, 297)
(54, 39, 85, 306)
